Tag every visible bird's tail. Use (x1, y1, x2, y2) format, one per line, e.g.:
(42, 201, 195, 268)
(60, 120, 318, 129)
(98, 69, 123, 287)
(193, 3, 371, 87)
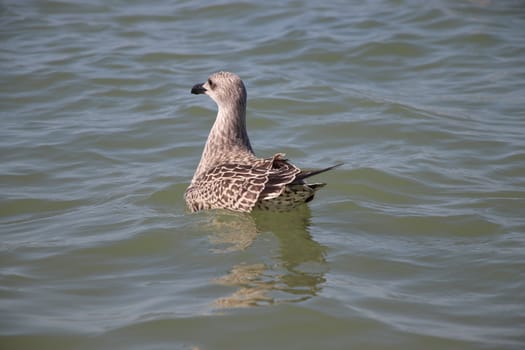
(295, 162, 343, 182)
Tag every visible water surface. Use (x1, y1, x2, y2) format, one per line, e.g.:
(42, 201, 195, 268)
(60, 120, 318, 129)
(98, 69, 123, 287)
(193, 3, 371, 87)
(1, 1, 525, 349)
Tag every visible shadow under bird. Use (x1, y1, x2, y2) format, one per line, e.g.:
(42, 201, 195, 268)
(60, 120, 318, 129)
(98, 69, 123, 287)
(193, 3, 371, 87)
(185, 71, 341, 213)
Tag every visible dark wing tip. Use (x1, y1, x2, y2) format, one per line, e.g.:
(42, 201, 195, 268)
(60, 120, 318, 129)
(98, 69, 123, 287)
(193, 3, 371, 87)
(296, 162, 343, 181)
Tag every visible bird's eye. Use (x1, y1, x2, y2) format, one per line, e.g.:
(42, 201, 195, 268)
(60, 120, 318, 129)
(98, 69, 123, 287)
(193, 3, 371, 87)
(207, 79, 214, 87)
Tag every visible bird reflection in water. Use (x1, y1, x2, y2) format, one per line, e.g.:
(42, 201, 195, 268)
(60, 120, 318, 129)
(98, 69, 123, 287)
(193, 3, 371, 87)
(202, 205, 327, 308)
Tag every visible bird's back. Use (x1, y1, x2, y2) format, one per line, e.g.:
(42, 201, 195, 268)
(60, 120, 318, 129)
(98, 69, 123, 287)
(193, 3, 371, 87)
(185, 153, 338, 213)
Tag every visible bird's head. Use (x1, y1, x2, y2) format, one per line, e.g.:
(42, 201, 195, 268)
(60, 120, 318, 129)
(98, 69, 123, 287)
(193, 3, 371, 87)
(191, 71, 247, 108)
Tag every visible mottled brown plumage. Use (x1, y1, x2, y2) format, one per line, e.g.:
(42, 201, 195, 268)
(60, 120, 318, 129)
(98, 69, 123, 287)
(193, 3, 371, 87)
(185, 71, 340, 213)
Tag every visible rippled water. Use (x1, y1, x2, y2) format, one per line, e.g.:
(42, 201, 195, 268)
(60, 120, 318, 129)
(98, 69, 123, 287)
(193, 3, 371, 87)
(1, 0, 525, 349)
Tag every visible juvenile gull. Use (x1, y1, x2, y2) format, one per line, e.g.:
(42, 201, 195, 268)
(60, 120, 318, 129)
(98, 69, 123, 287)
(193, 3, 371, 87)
(185, 71, 341, 213)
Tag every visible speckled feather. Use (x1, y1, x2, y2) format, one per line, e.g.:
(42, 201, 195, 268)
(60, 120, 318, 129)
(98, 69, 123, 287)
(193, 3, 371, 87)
(185, 71, 340, 213)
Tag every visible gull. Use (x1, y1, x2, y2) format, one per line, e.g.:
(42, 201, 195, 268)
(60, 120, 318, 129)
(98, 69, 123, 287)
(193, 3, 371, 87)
(185, 71, 341, 213)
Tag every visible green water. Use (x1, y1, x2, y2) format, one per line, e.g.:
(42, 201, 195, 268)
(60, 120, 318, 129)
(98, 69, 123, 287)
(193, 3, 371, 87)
(1, 1, 524, 349)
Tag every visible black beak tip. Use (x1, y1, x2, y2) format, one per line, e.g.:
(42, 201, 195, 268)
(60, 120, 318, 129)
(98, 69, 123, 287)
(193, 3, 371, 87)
(191, 83, 206, 95)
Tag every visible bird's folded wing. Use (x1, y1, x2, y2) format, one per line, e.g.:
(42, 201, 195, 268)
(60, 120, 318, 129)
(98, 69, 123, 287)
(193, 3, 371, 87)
(186, 155, 302, 211)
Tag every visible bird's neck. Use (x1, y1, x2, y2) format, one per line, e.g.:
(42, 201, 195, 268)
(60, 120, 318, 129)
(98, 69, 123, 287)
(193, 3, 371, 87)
(192, 102, 254, 181)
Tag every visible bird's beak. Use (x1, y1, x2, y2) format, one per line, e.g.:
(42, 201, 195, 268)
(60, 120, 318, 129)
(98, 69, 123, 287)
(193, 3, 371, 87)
(191, 83, 206, 95)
